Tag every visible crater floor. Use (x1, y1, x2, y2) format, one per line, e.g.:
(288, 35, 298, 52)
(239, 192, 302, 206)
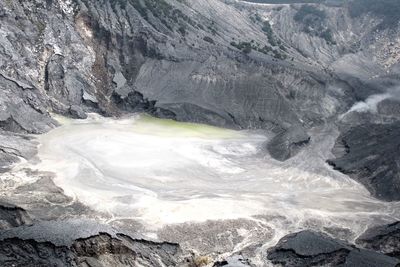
(21, 114, 400, 257)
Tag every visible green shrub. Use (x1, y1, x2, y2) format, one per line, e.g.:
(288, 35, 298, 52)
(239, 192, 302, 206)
(262, 21, 279, 46)
(178, 25, 187, 35)
(349, 0, 400, 28)
(320, 29, 336, 44)
(294, 5, 326, 22)
(203, 36, 215, 44)
(231, 41, 253, 53)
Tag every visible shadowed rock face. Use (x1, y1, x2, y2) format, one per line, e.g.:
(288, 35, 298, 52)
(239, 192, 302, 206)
(378, 99, 400, 117)
(0, 220, 191, 267)
(267, 126, 311, 161)
(1, 0, 399, 160)
(267, 230, 400, 267)
(213, 255, 253, 267)
(357, 221, 400, 259)
(0, 234, 186, 267)
(0, 74, 56, 134)
(0, 131, 38, 172)
(0, 203, 32, 230)
(327, 123, 400, 201)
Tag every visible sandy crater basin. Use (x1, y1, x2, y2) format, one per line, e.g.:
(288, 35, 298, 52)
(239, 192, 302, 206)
(29, 114, 400, 241)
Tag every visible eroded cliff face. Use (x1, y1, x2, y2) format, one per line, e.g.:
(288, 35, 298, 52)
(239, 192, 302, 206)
(1, 0, 398, 155)
(267, 230, 400, 267)
(0, 219, 193, 267)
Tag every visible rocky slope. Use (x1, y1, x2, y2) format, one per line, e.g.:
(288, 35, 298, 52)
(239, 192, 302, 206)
(0, 220, 192, 267)
(1, 0, 399, 156)
(1, 0, 400, 266)
(267, 230, 400, 267)
(0, 131, 38, 172)
(328, 122, 400, 201)
(357, 221, 400, 259)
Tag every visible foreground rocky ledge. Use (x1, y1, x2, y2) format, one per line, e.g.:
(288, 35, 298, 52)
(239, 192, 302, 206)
(356, 221, 400, 259)
(267, 230, 400, 267)
(0, 199, 399, 266)
(328, 122, 400, 201)
(0, 219, 192, 267)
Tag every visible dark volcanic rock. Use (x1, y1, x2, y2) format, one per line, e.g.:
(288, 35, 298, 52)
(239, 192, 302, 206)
(378, 99, 400, 117)
(69, 105, 88, 119)
(0, 220, 190, 267)
(357, 221, 400, 259)
(267, 230, 400, 267)
(0, 234, 186, 267)
(2, 171, 94, 221)
(327, 122, 400, 201)
(0, 74, 56, 134)
(267, 127, 311, 161)
(0, 131, 38, 172)
(213, 255, 253, 266)
(0, 203, 32, 230)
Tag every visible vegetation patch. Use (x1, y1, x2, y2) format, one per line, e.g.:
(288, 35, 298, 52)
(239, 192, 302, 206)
(109, 0, 200, 36)
(203, 36, 215, 44)
(262, 21, 280, 46)
(248, 13, 288, 57)
(348, 0, 400, 28)
(230, 40, 287, 59)
(294, 5, 336, 44)
(294, 5, 326, 22)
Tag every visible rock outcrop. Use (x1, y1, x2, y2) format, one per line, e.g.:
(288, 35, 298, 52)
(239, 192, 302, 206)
(0, 131, 38, 172)
(0, 219, 191, 267)
(327, 122, 400, 201)
(267, 230, 400, 267)
(357, 221, 400, 259)
(0, 203, 33, 230)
